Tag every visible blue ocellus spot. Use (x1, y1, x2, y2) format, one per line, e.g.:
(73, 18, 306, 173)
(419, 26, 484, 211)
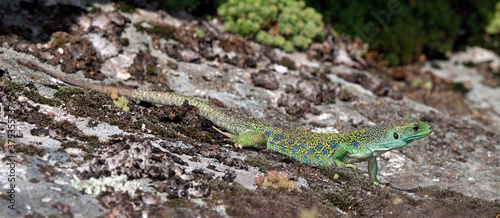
(279, 141, 284, 146)
(265, 129, 272, 136)
(273, 135, 279, 141)
(352, 141, 358, 147)
(317, 161, 323, 164)
(329, 141, 338, 149)
(293, 146, 299, 150)
(308, 148, 314, 154)
(281, 148, 286, 153)
(269, 141, 274, 145)
(300, 143, 306, 148)
(322, 149, 328, 154)
(306, 160, 311, 164)
(315, 156, 319, 160)
(292, 150, 297, 154)
(288, 138, 294, 144)
(316, 144, 322, 150)
(302, 154, 308, 159)
(279, 133, 285, 139)
(291, 155, 296, 159)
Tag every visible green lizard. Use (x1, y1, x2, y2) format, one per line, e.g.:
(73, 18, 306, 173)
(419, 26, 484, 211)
(27, 61, 432, 185)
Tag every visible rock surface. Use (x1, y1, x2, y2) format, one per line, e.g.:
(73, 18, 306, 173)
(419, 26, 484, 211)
(0, 2, 499, 217)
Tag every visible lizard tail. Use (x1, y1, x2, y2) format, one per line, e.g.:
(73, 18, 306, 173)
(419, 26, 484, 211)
(25, 61, 134, 97)
(25, 60, 256, 134)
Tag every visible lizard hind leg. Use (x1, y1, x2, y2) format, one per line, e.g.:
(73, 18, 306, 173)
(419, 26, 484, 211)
(212, 127, 267, 148)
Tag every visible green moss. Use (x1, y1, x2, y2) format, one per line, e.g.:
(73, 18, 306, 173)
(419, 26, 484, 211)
(153, 126, 178, 138)
(218, 0, 324, 52)
(173, 126, 213, 144)
(195, 29, 205, 38)
(115, 1, 136, 13)
(134, 22, 176, 40)
(1, 77, 23, 98)
(16, 143, 47, 157)
(292, 35, 312, 50)
(485, 2, 500, 34)
(77, 135, 101, 152)
(244, 154, 282, 172)
(60, 141, 79, 150)
(23, 89, 60, 107)
(283, 41, 294, 53)
(49, 37, 65, 48)
(164, 199, 188, 208)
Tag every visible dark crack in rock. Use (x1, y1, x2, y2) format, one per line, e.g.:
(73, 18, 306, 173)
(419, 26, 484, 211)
(222, 170, 237, 183)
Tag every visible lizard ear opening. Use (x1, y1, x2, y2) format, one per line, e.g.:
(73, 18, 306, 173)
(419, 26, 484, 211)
(393, 132, 399, 140)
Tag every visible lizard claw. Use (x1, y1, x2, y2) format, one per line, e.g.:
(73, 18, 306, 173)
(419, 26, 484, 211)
(213, 126, 241, 148)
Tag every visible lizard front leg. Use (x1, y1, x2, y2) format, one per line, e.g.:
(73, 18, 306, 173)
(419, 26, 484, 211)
(368, 157, 384, 186)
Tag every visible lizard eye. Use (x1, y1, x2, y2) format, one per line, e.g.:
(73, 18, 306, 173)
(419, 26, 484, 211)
(412, 126, 419, 132)
(393, 132, 399, 140)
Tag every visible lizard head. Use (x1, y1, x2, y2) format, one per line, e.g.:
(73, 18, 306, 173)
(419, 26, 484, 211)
(368, 117, 432, 154)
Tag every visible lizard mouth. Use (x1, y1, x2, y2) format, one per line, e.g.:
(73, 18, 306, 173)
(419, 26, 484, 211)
(405, 129, 433, 142)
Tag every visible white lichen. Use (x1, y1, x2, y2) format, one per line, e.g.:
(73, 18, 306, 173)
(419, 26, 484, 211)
(71, 174, 143, 197)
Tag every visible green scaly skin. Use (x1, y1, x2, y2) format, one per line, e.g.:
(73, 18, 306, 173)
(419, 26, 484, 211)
(29, 61, 433, 185)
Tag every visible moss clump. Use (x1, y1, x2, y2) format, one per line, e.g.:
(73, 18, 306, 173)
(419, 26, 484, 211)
(115, 1, 136, 13)
(255, 170, 297, 189)
(15, 143, 47, 157)
(486, 2, 500, 34)
(134, 22, 176, 40)
(1, 77, 24, 99)
(23, 89, 61, 107)
(244, 154, 282, 172)
(1, 77, 60, 106)
(109, 91, 130, 112)
(195, 28, 205, 38)
(218, 0, 324, 52)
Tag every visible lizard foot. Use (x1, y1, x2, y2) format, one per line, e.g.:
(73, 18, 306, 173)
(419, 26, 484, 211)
(212, 126, 242, 149)
(343, 163, 357, 169)
(212, 126, 233, 138)
(373, 181, 388, 187)
(213, 126, 239, 146)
